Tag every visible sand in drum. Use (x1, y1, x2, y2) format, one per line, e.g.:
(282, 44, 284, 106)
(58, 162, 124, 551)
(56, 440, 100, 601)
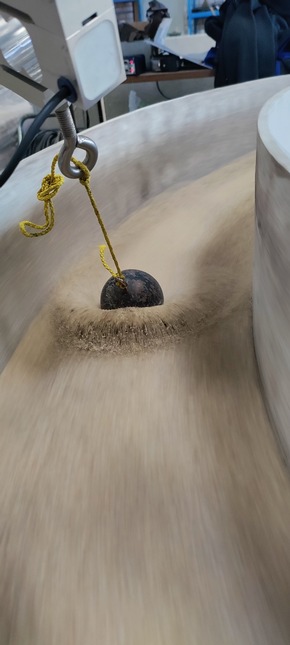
(1, 152, 290, 645)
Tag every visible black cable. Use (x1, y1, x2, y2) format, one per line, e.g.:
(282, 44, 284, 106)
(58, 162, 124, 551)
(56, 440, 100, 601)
(0, 86, 70, 188)
(24, 130, 63, 158)
(156, 81, 171, 100)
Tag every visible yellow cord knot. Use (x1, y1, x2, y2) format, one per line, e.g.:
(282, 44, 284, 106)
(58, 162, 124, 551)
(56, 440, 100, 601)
(19, 155, 64, 238)
(37, 172, 64, 202)
(19, 153, 125, 286)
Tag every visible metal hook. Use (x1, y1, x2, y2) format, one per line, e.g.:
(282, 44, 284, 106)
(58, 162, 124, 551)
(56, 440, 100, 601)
(55, 101, 98, 180)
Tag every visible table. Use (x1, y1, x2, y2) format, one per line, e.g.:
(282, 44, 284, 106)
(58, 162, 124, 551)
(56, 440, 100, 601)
(124, 69, 214, 83)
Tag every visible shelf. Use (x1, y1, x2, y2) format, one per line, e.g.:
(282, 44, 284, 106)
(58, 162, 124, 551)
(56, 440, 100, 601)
(187, 2, 219, 34)
(114, 0, 144, 21)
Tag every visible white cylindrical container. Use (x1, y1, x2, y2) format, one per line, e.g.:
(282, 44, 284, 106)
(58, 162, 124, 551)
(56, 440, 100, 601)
(254, 87, 290, 463)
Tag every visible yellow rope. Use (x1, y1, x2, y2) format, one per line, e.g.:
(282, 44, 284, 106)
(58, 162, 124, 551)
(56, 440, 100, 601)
(19, 154, 125, 284)
(71, 157, 124, 283)
(19, 155, 63, 237)
(99, 244, 123, 282)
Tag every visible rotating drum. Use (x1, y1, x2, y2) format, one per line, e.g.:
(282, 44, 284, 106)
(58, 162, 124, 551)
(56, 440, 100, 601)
(254, 86, 290, 465)
(1, 76, 290, 644)
(1, 74, 290, 370)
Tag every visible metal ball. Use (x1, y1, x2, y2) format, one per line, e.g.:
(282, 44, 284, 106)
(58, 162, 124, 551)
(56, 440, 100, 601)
(100, 269, 164, 310)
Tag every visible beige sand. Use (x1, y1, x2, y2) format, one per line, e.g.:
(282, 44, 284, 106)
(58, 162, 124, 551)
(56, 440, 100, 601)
(1, 152, 290, 645)
(52, 153, 255, 354)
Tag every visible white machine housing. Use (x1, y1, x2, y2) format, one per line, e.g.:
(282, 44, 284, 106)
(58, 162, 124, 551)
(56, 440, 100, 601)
(0, 0, 126, 109)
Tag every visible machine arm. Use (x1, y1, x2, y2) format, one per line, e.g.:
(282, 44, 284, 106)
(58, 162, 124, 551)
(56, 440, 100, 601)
(0, 0, 127, 186)
(0, 0, 126, 110)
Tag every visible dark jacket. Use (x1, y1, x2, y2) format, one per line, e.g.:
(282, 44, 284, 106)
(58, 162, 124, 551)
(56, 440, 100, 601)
(205, 0, 290, 87)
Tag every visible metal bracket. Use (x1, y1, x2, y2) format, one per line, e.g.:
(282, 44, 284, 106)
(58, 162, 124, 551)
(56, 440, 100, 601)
(55, 101, 98, 179)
